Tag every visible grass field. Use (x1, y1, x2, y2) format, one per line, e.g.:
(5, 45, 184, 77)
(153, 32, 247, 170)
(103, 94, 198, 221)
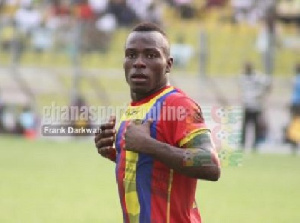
(0, 136, 300, 222)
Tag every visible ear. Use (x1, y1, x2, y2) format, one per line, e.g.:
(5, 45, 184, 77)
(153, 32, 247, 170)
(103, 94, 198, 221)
(166, 57, 173, 74)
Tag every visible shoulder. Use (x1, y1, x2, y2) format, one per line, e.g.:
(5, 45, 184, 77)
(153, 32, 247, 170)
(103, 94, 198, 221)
(165, 88, 200, 108)
(158, 89, 207, 146)
(162, 88, 205, 125)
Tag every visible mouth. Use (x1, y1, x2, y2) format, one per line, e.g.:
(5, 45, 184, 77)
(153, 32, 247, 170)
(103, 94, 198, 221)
(130, 73, 148, 83)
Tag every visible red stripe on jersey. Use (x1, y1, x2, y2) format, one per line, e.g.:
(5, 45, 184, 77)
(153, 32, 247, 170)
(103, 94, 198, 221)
(150, 161, 170, 222)
(169, 173, 199, 222)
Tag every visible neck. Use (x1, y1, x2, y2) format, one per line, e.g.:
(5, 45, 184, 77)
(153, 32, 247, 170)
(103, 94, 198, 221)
(131, 84, 167, 102)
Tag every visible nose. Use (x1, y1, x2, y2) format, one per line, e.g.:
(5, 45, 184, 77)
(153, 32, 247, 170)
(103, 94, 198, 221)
(133, 55, 146, 69)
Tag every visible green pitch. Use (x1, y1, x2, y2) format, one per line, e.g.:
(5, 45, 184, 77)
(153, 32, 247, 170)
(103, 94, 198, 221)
(0, 136, 299, 222)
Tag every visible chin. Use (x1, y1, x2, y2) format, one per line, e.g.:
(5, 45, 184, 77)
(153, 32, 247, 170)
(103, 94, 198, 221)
(130, 83, 150, 92)
(131, 87, 149, 94)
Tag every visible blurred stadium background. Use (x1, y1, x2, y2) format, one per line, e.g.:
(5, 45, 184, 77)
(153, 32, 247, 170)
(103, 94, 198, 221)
(0, 0, 300, 222)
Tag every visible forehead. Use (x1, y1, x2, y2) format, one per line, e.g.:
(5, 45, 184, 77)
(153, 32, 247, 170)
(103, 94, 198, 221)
(125, 31, 169, 50)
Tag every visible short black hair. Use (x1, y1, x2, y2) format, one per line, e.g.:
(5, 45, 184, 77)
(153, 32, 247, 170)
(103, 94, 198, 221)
(132, 22, 167, 38)
(131, 22, 170, 56)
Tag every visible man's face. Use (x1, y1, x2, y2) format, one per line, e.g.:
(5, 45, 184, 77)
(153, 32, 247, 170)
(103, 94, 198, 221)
(123, 31, 173, 96)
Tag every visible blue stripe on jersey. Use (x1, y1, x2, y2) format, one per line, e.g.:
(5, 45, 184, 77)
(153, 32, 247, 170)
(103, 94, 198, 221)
(136, 89, 178, 223)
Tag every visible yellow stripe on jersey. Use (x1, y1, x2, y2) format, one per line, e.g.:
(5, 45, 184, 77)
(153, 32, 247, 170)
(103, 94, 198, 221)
(124, 151, 140, 221)
(166, 169, 174, 223)
(193, 201, 198, 208)
(179, 128, 209, 147)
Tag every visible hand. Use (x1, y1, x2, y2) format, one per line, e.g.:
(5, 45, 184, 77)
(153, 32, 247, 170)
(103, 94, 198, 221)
(124, 119, 153, 153)
(94, 115, 116, 161)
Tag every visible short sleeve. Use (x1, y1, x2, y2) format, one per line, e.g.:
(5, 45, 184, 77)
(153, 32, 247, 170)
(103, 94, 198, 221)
(161, 96, 208, 147)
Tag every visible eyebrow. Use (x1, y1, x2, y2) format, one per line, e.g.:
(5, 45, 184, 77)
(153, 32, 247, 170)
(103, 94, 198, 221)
(125, 48, 161, 52)
(125, 47, 169, 57)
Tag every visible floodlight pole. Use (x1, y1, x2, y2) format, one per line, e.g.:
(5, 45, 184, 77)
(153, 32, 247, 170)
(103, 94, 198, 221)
(10, 20, 36, 109)
(264, 4, 277, 76)
(71, 20, 83, 103)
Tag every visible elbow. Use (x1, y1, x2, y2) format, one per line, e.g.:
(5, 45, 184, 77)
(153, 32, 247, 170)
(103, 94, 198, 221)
(195, 166, 221, 181)
(210, 167, 221, 181)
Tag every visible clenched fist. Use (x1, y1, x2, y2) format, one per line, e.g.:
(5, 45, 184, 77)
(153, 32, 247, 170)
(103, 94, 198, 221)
(94, 115, 117, 161)
(124, 119, 153, 153)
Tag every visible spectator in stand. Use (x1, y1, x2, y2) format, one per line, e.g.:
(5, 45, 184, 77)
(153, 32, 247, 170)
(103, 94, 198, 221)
(31, 20, 53, 53)
(73, 0, 96, 52)
(88, 0, 109, 17)
(174, 0, 196, 19)
(94, 13, 117, 53)
(231, 0, 255, 24)
(108, 0, 139, 27)
(127, 0, 163, 25)
(74, 0, 94, 21)
(14, 2, 42, 37)
(46, 0, 71, 31)
(144, 0, 164, 25)
(46, 0, 72, 51)
(205, 0, 227, 8)
(231, 0, 276, 25)
(127, 0, 152, 21)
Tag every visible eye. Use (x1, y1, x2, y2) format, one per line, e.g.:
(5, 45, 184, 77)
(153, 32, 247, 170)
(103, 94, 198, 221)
(147, 53, 156, 59)
(126, 52, 136, 59)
